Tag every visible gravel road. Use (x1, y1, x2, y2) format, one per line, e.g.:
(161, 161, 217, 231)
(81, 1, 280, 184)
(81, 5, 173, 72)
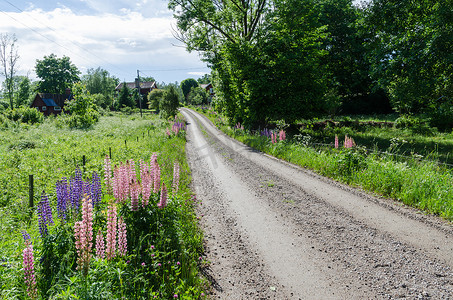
(181, 108, 453, 299)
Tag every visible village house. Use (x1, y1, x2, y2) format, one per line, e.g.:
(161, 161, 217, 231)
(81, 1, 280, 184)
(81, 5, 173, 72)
(200, 83, 215, 101)
(30, 88, 72, 116)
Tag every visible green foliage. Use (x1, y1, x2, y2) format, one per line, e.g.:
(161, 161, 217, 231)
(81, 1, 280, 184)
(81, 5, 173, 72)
(63, 83, 100, 128)
(148, 88, 165, 112)
(16, 76, 32, 107)
(366, 0, 453, 114)
(188, 86, 208, 105)
(3, 107, 44, 124)
(180, 78, 198, 102)
(35, 54, 81, 94)
(117, 82, 135, 110)
(160, 86, 180, 119)
(81, 67, 119, 108)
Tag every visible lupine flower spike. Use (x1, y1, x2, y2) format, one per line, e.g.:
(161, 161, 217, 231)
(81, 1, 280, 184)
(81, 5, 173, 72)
(106, 201, 117, 260)
(117, 217, 127, 256)
(23, 242, 38, 299)
(334, 135, 339, 149)
(158, 183, 168, 208)
(74, 195, 94, 276)
(95, 229, 105, 259)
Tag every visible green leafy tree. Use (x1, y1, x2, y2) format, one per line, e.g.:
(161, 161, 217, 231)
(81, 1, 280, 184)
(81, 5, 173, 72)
(188, 86, 208, 105)
(82, 67, 118, 109)
(180, 78, 198, 102)
(196, 74, 211, 84)
(117, 82, 135, 109)
(35, 54, 80, 94)
(16, 76, 31, 107)
(366, 0, 453, 114)
(170, 0, 331, 127)
(147, 89, 165, 112)
(160, 85, 180, 119)
(64, 82, 99, 128)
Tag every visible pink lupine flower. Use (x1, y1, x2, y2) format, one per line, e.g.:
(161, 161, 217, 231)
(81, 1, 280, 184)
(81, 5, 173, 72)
(106, 201, 117, 260)
(271, 132, 277, 144)
(117, 217, 127, 257)
(344, 135, 356, 148)
(153, 163, 161, 194)
(157, 183, 168, 208)
(23, 243, 38, 299)
(279, 130, 286, 141)
(74, 195, 93, 275)
(172, 162, 180, 194)
(104, 155, 112, 194)
(142, 170, 152, 206)
(95, 229, 105, 259)
(130, 179, 140, 211)
(150, 154, 158, 192)
(335, 135, 339, 149)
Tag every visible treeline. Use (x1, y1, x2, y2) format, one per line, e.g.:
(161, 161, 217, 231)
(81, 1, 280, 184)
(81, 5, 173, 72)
(169, 0, 453, 129)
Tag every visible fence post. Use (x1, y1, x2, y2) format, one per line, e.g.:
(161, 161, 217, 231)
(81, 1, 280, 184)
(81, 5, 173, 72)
(109, 147, 112, 159)
(137, 136, 139, 142)
(29, 175, 34, 209)
(125, 140, 127, 148)
(82, 155, 86, 167)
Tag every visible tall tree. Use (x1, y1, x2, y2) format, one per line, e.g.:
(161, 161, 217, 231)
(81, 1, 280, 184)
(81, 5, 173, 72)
(82, 67, 118, 96)
(180, 78, 198, 102)
(366, 0, 453, 113)
(0, 33, 19, 109)
(16, 76, 31, 107)
(117, 82, 135, 109)
(35, 54, 80, 94)
(170, 0, 332, 126)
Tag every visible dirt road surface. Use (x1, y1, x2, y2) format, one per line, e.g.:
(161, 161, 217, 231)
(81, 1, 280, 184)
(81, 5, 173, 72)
(181, 108, 453, 299)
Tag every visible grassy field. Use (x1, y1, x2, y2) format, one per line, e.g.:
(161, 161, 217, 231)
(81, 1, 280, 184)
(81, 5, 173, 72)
(193, 106, 453, 221)
(0, 112, 207, 299)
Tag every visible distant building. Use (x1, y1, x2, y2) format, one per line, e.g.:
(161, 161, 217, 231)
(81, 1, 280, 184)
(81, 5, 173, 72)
(115, 81, 158, 97)
(200, 83, 215, 101)
(30, 88, 72, 116)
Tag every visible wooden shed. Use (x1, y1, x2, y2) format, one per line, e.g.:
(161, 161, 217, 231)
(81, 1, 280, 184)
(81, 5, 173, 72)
(30, 90, 72, 116)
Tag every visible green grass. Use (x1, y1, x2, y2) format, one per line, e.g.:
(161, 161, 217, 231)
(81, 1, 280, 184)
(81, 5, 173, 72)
(0, 112, 207, 299)
(193, 106, 453, 221)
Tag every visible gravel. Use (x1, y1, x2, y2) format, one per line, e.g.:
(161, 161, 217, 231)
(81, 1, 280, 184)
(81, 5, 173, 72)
(182, 108, 453, 299)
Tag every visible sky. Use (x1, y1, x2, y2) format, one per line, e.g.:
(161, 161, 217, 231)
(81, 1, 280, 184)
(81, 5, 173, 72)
(0, 0, 210, 85)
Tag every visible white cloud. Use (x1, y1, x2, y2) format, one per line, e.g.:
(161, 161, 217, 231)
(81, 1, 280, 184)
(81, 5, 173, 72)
(0, 6, 207, 82)
(188, 72, 209, 76)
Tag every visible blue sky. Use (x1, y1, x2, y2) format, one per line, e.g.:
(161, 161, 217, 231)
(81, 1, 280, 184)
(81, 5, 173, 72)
(0, 0, 210, 84)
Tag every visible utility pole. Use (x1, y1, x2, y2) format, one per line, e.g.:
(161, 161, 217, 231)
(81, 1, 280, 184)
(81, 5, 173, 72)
(136, 69, 142, 118)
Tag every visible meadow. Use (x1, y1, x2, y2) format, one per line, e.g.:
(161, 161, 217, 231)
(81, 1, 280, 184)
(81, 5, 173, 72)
(0, 112, 207, 299)
(194, 106, 453, 221)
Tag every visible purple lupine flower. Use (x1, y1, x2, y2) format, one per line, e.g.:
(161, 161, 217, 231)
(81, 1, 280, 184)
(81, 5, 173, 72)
(70, 167, 84, 210)
(56, 178, 69, 220)
(37, 191, 53, 237)
(260, 128, 272, 138)
(91, 171, 102, 207)
(82, 180, 91, 199)
(22, 230, 31, 243)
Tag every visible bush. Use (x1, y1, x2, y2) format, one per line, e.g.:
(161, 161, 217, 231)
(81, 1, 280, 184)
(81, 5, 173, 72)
(427, 101, 453, 132)
(160, 86, 180, 119)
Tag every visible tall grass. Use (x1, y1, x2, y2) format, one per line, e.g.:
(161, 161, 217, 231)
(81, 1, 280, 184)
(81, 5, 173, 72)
(0, 113, 207, 299)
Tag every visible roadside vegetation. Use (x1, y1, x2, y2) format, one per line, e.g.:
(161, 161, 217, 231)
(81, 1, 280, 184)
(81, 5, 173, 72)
(193, 106, 453, 221)
(0, 112, 207, 299)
